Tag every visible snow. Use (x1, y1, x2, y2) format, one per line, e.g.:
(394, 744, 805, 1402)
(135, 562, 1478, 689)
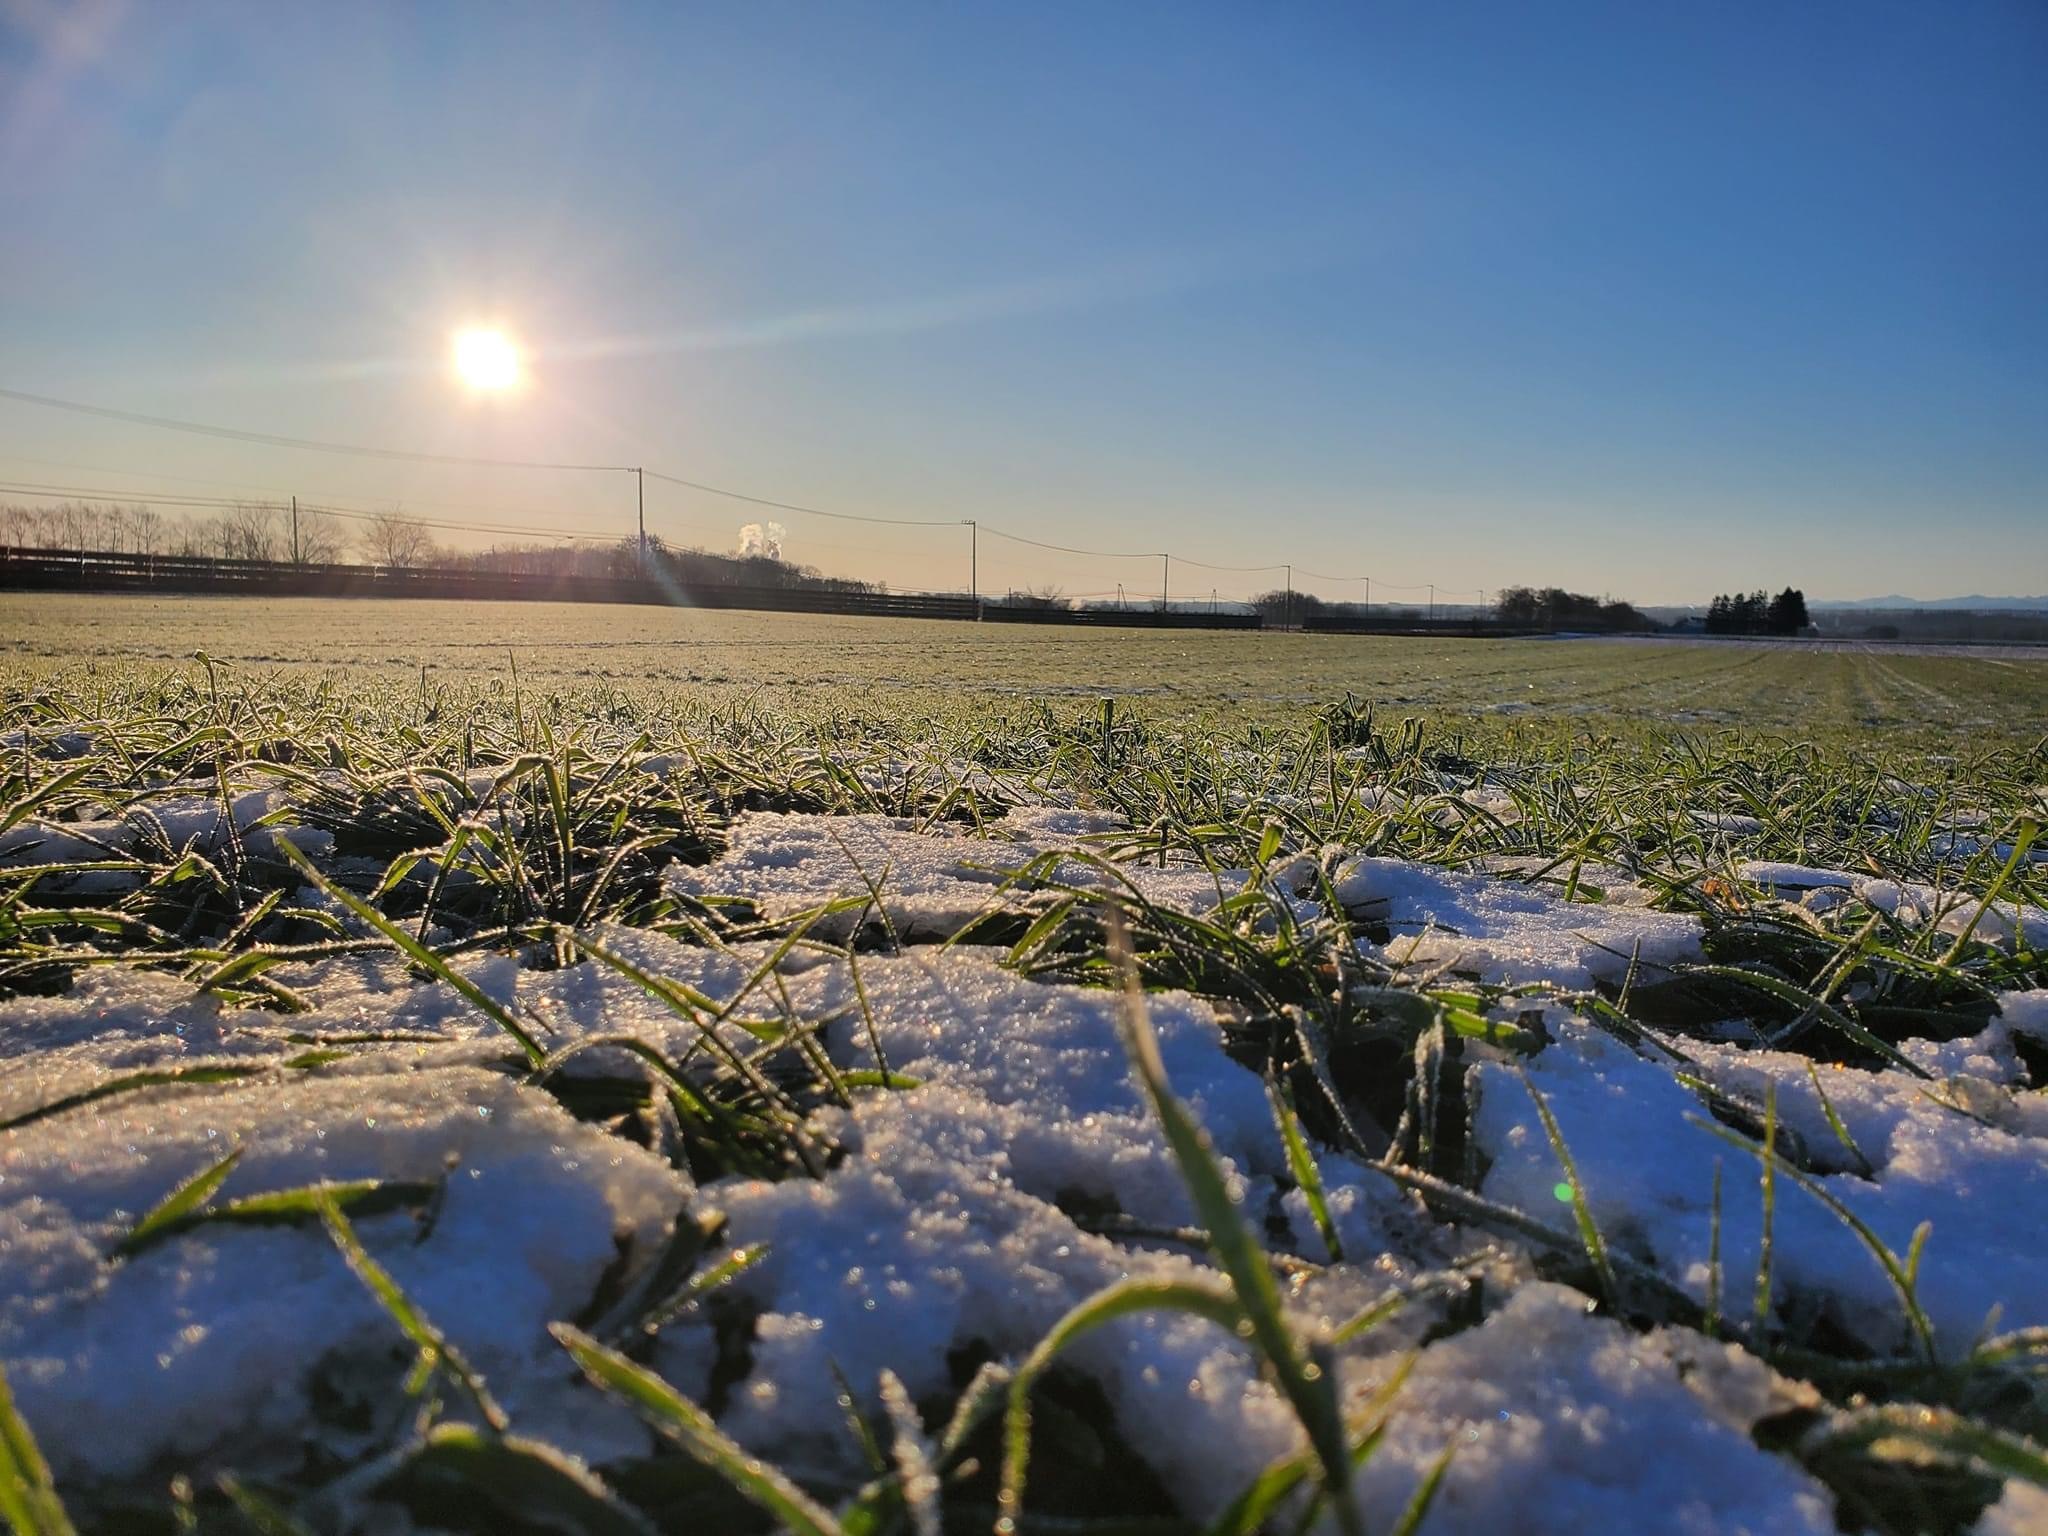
(1739, 861, 2048, 949)
(1, 807, 2039, 1530)
(1471, 1021, 2048, 1356)
(1349, 1284, 1836, 1535)
(668, 808, 1315, 938)
(0, 1062, 687, 1481)
(1332, 854, 1703, 988)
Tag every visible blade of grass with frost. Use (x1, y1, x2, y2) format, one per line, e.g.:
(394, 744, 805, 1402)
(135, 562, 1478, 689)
(274, 833, 546, 1068)
(1516, 1068, 1616, 1306)
(1755, 1084, 1777, 1335)
(0, 762, 92, 838)
(641, 1243, 771, 1336)
(214, 1475, 313, 1536)
(1690, 1116, 1937, 1362)
(826, 1360, 891, 1480)
(391, 1424, 658, 1536)
(114, 1148, 242, 1259)
(1358, 1156, 1701, 1318)
(1940, 817, 2039, 964)
(877, 1369, 942, 1536)
(0, 1362, 75, 1536)
(563, 933, 825, 1171)
(121, 1178, 438, 1259)
(1387, 1438, 1456, 1536)
(1681, 963, 1929, 1078)
(550, 1324, 845, 1536)
(1800, 1404, 2048, 1488)
(999, 1276, 1245, 1532)
(1268, 1079, 1342, 1262)
(1107, 923, 1362, 1536)
(1806, 1060, 1874, 1177)
(317, 1194, 508, 1432)
(1, 1065, 267, 1133)
(1287, 1009, 1388, 1166)
(531, 1033, 781, 1165)
(1207, 1355, 1417, 1536)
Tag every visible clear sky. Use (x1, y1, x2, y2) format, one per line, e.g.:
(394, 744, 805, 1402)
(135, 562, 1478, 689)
(3, 1, 2044, 605)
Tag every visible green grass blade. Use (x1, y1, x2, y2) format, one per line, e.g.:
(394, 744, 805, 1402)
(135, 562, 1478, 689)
(1515, 1069, 1615, 1306)
(0, 1363, 75, 1536)
(317, 1195, 508, 1431)
(1387, 1439, 1455, 1536)
(999, 1277, 1244, 1533)
(114, 1148, 242, 1259)
(275, 833, 546, 1067)
(1268, 1079, 1342, 1262)
(1108, 920, 1362, 1536)
(0, 1066, 266, 1133)
(551, 1323, 845, 1536)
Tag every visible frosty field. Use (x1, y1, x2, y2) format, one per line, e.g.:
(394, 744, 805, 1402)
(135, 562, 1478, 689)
(0, 617, 2045, 1535)
(5, 593, 2045, 745)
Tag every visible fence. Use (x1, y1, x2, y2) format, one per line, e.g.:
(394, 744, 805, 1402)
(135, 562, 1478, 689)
(0, 547, 1262, 629)
(1301, 613, 1538, 638)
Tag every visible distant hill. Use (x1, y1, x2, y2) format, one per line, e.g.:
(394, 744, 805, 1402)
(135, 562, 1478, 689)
(1808, 595, 2048, 612)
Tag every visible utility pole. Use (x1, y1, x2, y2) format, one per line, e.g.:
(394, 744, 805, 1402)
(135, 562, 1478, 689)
(1363, 575, 1370, 610)
(290, 496, 299, 565)
(1285, 564, 1293, 630)
(635, 468, 646, 573)
(963, 519, 977, 616)
(1160, 553, 1169, 612)
(1211, 587, 1218, 615)
(1428, 583, 1436, 622)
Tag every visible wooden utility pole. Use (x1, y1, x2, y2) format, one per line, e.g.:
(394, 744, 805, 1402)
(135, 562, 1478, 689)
(290, 496, 299, 565)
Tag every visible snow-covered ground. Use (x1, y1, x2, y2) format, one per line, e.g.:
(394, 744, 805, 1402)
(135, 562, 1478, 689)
(2, 804, 2043, 1531)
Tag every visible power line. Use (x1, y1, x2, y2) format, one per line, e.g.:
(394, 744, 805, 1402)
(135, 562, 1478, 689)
(640, 467, 956, 527)
(1171, 554, 1288, 574)
(0, 386, 633, 472)
(980, 525, 1158, 560)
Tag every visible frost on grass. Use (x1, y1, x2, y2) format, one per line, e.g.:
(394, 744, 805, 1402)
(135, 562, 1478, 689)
(667, 808, 1315, 938)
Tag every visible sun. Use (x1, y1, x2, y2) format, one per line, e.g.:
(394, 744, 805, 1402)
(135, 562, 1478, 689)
(452, 327, 523, 391)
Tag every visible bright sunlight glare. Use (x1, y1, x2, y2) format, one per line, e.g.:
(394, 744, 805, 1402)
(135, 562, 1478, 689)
(452, 327, 523, 391)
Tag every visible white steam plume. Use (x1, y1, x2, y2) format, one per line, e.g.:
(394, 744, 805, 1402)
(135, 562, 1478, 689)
(737, 520, 786, 560)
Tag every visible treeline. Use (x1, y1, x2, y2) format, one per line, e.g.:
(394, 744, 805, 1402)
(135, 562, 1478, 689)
(1706, 588, 1810, 636)
(1491, 587, 1652, 632)
(0, 499, 873, 594)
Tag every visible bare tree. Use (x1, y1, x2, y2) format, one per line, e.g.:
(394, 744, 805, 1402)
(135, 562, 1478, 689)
(219, 504, 283, 562)
(293, 508, 348, 564)
(128, 506, 166, 558)
(362, 511, 438, 569)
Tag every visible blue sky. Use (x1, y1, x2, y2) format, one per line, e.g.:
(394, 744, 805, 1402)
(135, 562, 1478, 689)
(2, 1, 2043, 603)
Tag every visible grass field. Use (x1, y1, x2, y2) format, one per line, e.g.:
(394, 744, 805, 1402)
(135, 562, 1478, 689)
(0, 597, 2044, 1535)
(4, 592, 2045, 746)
